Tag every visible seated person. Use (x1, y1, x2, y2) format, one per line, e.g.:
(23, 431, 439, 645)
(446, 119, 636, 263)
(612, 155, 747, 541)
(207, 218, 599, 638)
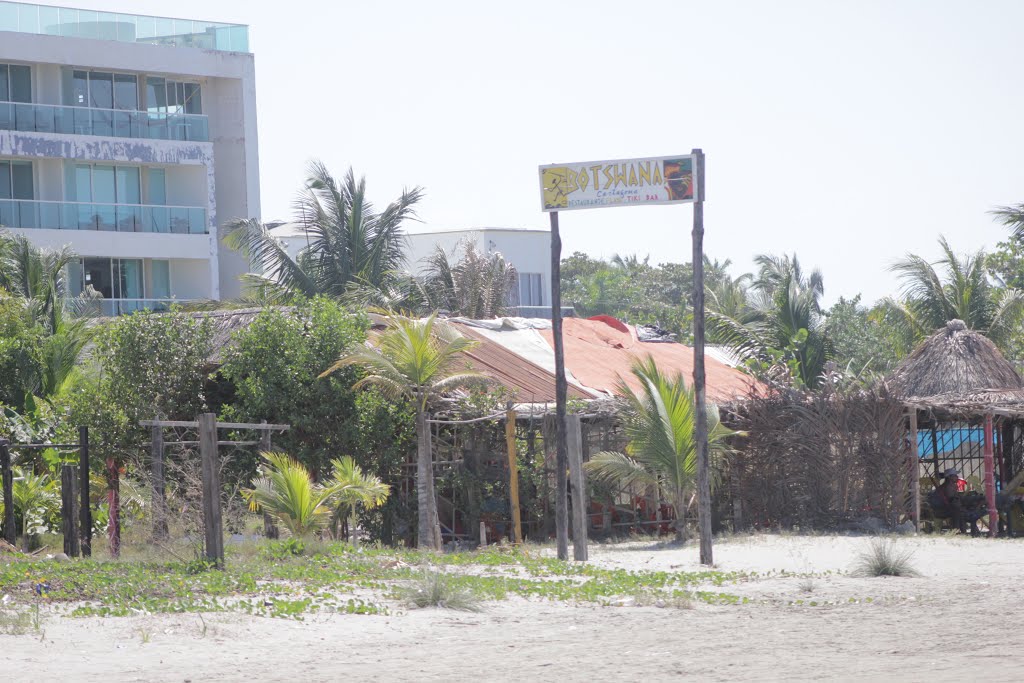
(927, 469, 972, 534)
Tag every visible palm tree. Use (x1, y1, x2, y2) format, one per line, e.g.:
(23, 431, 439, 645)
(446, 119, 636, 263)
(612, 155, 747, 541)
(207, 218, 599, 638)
(323, 456, 390, 543)
(990, 203, 1024, 240)
(708, 253, 831, 388)
(585, 356, 740, 542)
(873, 236, 1024, 356)
(225, 162, 424, 302)
(422, 241, 518, 318)
(243, 451, 336, 537)
(320, 313, 485, 550)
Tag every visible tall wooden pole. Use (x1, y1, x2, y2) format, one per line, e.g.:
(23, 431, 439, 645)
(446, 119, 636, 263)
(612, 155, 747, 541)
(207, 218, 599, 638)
(550, 210, 570, 561)
(0, 440, 14, 546)
(61, 464, 80, 557)
(259, 421, 279, 540)
(79, 426, 91, 557)
(566, 414, 589, 560)
(908, 409, 921, 532)
(691, 148, 713, 566)
(505, 406, 523, 544)
(151, 425, 168, 541)
(199, 413, 224, 567)
(983, 413, 998, 538)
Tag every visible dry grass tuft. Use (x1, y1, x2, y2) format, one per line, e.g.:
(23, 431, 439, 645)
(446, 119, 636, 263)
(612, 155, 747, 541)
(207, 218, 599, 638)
(400, 570, 481, 612)
(852, 538, 920, 577)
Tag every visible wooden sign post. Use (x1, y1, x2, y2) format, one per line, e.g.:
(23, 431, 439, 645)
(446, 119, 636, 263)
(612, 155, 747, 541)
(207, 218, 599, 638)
(549, 210, 570, 561)
(690, 148, 713, 565)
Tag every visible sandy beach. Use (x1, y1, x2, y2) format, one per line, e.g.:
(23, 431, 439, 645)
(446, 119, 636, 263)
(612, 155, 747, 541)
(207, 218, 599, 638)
(3, 533, 1022, 682)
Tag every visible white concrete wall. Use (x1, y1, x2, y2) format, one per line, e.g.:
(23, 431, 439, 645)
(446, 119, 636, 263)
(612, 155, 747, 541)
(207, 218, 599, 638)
(404, 228, 551, 306)
(169, 259, 212, 299)
(3, 226, 210, 261)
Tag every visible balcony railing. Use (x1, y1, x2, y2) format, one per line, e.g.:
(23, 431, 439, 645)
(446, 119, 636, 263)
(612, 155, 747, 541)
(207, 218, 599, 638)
(0, 1, 249, 53)
(0, 101, 209, 142)
(0, 198, 207, 234)
(71, 298, 197, 316)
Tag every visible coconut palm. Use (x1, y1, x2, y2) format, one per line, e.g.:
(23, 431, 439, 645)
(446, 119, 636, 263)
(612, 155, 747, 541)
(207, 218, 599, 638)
(0, 233, 76, 334)
(321, 313, 485, 550)
(323, 456, 390, 543)
(225, 162, 424, 302)
(708, 253, 831, 388)
(243, 451, 336, 537)
(990, 203, 1024, 240)
(422, 241, 518, 318)
(873, 236, 1024, 357)
(585, 356, 740, 542)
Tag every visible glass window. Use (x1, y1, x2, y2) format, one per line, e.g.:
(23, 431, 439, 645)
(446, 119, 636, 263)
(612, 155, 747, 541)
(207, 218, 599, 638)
(10, 162, 33, 200)
(151, 260, 170, 299)
(83, 258, 113, 298)
(114, 73, 138, 110)
(88, 72, 113, 109)
(183, 82, 202, 115)
(67, 260, 84, 297)
(9, 65, 31, 103)
(92, 165, 116, 204)
(147, 168, 166, 204)
(117, 259, 143, 299)
(0, 161, 11, 200)
(145, 76, 166, 113)
(0, 66, 8, 102)
(71, 70, 88, 106)
(115, 167, 140, 204)
(73, 164, 92, 202)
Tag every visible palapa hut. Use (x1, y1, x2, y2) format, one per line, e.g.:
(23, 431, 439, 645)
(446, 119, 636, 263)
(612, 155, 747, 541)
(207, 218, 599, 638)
(886, 319, 1024, 534)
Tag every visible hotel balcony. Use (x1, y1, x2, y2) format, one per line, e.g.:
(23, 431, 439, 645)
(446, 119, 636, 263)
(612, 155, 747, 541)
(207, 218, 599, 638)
(0, 100, 209, 141)
(0, 198, 207, 234)
(0, 1, 249, 53)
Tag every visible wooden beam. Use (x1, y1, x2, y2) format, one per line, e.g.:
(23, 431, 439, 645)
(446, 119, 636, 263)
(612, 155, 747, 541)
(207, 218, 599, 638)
(566, 414, 588, 561)
(199, 413, 225, 568)
(983, 414, 998, 538)
(139, 420, 289, 430)
(79, 427, 91, 558)
(61, 464, 80, 557)
(1, 440, 16, 545)
(908, 409, 921, 532)
(691, 147, 713, 566)
(506, 407, 523, 544)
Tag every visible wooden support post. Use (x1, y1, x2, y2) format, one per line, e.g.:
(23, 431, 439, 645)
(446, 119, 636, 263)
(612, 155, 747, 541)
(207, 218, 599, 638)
(984, 413, 998, 538)
(908, 409, 921, 532)
(79, 426, 91, 557)
(151, 425, 168, 541)
(549, 210, 570, 561)
(106, 457, 121, 558)
(0, 440, 14, 546)
(199, 413, 224, 567)
(566, 414, 588, 561)
(479, 521, 487, 547)
(61, 464, 80, 557)
(691, 147, 713, 566)
(506, 407, 523, 544)
(259, 421, 279, 540)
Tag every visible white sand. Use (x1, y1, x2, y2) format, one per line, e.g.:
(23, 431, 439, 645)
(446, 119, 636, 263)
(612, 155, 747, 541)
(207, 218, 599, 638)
(4, 534, 1023, 682)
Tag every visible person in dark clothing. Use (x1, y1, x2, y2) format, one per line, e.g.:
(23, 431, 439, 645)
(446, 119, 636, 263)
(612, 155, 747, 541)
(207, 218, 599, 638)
(927, 469, 966, 533)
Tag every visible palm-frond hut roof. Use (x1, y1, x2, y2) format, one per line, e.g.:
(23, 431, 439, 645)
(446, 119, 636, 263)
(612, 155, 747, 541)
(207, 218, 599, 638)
(886, 319, 1024, 415)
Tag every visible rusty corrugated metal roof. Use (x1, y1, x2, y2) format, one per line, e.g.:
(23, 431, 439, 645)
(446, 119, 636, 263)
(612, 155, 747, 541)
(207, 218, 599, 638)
(454, 324, 595, 402)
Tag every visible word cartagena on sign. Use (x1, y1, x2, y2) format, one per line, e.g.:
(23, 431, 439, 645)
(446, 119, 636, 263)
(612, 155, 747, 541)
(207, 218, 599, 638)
(539, 154, 696, 212)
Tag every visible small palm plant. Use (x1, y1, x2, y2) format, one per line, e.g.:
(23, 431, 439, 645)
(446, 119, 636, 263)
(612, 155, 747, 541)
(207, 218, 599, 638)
(243, 452, 335, 537)
(323, 456, 390, 544)
(585, 356, 741, 542)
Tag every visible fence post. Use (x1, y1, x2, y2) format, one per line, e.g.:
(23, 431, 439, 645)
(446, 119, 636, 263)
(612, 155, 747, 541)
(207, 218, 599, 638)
(506, 406, 523, 544)
(259, 421, 279, 540)
(907, 409, 921, 532)
(199, 413, 224, 568)
(61, 464, 80, 557)
(151, 425, 168, 541)
(1, 440, 14, 546)
(106, 457, 121, 558)
(565, 414, 588, 561)
(79, 427, 91, 557)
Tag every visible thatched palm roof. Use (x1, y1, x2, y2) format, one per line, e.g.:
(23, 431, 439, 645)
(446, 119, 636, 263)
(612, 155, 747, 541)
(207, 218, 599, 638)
(886, 319, 1024, 401)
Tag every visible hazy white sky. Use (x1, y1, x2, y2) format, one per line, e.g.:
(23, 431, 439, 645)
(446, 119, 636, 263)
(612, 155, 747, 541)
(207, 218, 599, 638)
(85, 0, 1024, 306)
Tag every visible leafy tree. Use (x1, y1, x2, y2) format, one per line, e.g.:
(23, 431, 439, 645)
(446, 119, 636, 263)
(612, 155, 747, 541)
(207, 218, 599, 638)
(0, 294, 43, 411)
(422, 241, 518, 318)
(873, 237, 1024, 358)
(585, 356, 740, 542)
(824, 295, 901, 375)
(225, 162, 423, 302)
(216, 298, 368, 479)
(322, 313, 484, 550)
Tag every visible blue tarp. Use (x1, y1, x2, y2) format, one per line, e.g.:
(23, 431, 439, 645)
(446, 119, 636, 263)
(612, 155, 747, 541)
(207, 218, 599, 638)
(916, 428, 998, 458)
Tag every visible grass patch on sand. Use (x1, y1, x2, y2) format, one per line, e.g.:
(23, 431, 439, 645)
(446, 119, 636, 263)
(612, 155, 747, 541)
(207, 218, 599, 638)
(852, 539, 920, 578)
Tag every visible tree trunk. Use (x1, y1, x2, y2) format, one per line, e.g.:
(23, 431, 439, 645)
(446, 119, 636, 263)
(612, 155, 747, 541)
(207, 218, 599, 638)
(673, 491, 687, 543)
(416, 408, 440, 550)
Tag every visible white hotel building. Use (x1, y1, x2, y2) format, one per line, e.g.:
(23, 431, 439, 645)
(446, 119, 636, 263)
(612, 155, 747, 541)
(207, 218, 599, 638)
(0, 2, 258, 313)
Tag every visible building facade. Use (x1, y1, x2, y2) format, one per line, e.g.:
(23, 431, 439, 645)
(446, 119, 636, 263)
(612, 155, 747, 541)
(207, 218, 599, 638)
(0, 2, 258, 314)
